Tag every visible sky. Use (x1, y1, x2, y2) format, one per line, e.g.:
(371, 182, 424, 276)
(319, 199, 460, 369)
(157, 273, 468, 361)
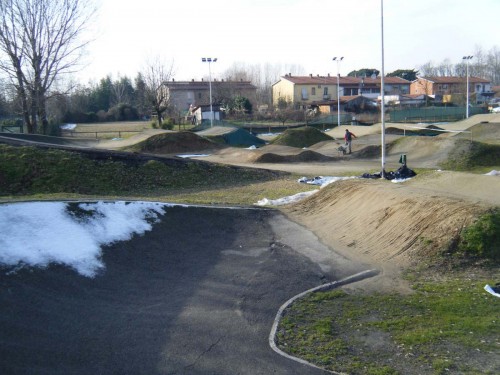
(77, 0, 500, 84)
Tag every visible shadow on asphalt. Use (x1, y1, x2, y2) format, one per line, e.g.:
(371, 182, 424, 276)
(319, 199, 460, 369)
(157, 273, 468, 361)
(0, 205, 351, 375)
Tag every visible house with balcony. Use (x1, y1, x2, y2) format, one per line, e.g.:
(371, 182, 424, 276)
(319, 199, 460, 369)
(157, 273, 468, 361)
(272, 74, 410, 109)
(410, 76, 493, 104)
(163, 79, 258, 114)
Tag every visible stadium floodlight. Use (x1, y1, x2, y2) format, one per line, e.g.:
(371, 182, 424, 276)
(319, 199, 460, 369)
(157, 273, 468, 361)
(380, 0, 386, 177)
(332, 57, 344, 127)
(201, 57, 218, 127)
(463, 55, 473, 118)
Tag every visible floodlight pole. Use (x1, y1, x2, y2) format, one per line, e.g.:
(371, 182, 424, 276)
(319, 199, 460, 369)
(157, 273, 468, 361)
(333, 57, 344, 127)
(463, 55, 473, 118)
(380, 0, 386, 176)
(202, 57, 217, 127)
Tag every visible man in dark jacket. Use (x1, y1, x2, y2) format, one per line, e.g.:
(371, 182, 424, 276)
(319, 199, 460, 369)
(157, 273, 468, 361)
(344, 129, 357, 154)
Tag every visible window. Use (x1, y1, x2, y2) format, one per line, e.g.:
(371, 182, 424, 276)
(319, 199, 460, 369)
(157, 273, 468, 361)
(311, 87, 316, 95)
(301, 88, 308, 100)
(198, 93, 202, 99)
(324, 87, 328, 95)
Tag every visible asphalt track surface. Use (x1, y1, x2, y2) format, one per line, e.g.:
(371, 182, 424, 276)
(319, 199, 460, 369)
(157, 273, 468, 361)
(0, 205, 367, 375)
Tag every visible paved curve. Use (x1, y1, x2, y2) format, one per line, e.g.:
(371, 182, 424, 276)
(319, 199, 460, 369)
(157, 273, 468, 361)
(0, 205, 368, 375)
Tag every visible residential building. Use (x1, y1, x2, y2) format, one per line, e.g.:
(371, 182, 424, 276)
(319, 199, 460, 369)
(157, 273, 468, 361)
(272, 74, 410, 108)
(163, 79, 258, 114)
(410, 76, 493, 104)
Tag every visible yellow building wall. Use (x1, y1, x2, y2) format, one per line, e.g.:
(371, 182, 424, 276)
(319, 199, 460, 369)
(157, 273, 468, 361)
(273, 78, 338, 107)
(272, 80, 294, 106)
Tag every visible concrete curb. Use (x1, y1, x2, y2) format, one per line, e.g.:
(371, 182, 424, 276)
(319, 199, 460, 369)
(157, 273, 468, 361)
(269, 269, 381, 374)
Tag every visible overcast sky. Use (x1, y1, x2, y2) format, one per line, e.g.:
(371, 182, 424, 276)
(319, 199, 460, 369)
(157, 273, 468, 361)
(78, 0, 500, 83)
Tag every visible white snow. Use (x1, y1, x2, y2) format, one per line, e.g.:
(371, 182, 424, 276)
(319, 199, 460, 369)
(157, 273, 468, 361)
(485, 170, 500, 176)
(0, 201, 167, 277)
(256, 176, 356, 206)
(298, 176, 356, 187)
(176, 154, 210, 158)
(60, 123, 77, 130)
(256, 190, 318, 206)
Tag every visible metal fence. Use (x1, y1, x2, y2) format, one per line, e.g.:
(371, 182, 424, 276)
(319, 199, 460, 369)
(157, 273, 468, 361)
(389, 106, 487, 123)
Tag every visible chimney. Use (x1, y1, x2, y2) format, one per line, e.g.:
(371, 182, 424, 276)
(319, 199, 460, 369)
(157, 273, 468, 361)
(310, 74, 313, 78)
(192, 79, 194, 82)
(328, 73, 330, 77)
(172, 78, 175, 81)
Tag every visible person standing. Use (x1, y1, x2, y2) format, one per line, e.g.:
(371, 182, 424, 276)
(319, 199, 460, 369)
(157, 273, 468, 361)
(344, 129, 357, 154)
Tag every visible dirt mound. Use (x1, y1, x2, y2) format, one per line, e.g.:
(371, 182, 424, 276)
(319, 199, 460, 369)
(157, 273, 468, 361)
(386, 136, 458, 168)
(254, 150, 336, 163)
(284, 178, 488, 269)
(467, 122, 500, 144)
(271, 126, 334, 148)
(385, 126, 443, 136)
(354, 144, 382, 158)
(126, 131, 223, 154)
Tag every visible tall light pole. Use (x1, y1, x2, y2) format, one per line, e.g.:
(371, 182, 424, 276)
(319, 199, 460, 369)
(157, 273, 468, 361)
(380, 0, 386, 177)
(201, 57, 217, 127)
(463, 55, 473, 118)
(333, 57, 344, 127)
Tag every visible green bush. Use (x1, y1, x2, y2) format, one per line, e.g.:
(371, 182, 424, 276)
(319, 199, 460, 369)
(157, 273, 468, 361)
(459, 209, 500, 260)
(161, 118, 174, 130)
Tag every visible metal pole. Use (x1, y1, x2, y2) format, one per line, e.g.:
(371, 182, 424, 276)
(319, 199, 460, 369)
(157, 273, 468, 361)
(463, 55, 473, 119)
(333, 57, 343, 127)
(208, 61, 213, 127)
(380, 0, 386, 176)
(202, 57, 217, 127)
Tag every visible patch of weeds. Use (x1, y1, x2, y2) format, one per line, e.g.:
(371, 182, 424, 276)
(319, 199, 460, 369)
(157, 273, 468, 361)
(458, 208, 500, 260)
(440, 139, 500, 171)
(277, 277, 499, 375)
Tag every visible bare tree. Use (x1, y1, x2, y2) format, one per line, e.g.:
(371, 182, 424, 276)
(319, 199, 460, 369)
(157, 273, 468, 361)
(486, 46, 500, 85)
(141, 57, 174, 127)
(436, 58, 454, 76)
(0, 0, 95, 133)
(418, 61, 439, 77)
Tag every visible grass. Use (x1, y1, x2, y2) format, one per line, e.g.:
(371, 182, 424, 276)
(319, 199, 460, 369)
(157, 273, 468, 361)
(458, 209, 500, 259)
(73, 121, 153, 132)
(0, 144, 312, 205)
(270, 126, 334, 148)
(277, 273, 500, 375)
(440, 139, 500, 171)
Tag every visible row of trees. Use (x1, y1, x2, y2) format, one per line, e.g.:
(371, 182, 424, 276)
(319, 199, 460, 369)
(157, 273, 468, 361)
(0, 0, 95, 134)
(0, 0, 177, 133)
(418, 46, 500, 84)
(1, 1, 499, 134)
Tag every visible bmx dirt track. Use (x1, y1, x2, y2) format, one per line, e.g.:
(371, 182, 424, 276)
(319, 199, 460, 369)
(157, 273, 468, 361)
(1, 114, 499, 374)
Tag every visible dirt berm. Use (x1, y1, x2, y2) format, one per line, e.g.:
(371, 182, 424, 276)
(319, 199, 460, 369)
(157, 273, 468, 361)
(283, 178, 491, 292)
